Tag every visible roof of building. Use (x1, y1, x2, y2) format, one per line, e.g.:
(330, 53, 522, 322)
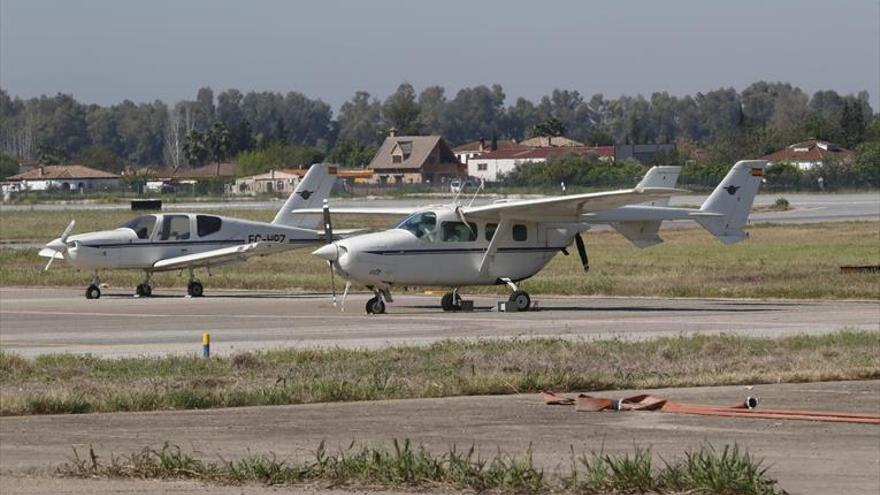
(453, 139, 519, 153)
(760, 139, 853, 162)
(370, 136, 461, 170)
(519, 136, 585, 147)
(236, 167, 373, 181)
(7, 165, 120, 181)
(475, 145, 615, 161)
(145, 163, 237, 179)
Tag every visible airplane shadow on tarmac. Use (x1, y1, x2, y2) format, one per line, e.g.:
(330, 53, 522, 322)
(98, 291, 330, 300)
(405, 304, 785, 313)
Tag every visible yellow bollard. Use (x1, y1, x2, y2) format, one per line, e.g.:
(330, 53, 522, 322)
(202, 332, 210, 358)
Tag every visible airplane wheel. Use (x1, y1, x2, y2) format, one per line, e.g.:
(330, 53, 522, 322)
(441, 292, 463, 311)
(441, 292, 455, 311)
(143, 285, 152, 297)
(365, 296, 386, 315)
(187, 281, 204, 297)
(508, 290, 531, 312)
(86, 285, 101, 300)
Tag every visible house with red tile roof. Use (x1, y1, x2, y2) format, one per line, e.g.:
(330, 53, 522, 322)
(468, 145, 614, 182)
(452, 138, 520, 165)
(760, 139, 853, 170)
(4, 165, 120, 192)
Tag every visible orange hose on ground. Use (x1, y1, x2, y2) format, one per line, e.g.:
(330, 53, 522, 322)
(541, 392, 880, 425)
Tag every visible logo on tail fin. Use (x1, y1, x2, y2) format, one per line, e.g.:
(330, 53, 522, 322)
(297, 190, 314, 200)
(724, 185, 740, 195)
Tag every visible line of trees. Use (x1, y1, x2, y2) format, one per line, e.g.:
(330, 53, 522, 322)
(0, 82, 876, 180)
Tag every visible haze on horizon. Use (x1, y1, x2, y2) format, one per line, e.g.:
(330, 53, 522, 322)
(1, 0, 878, 110)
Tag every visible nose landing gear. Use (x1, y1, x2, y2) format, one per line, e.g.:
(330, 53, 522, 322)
(365, 287, 391, 314)
(85, 272, 101, 299)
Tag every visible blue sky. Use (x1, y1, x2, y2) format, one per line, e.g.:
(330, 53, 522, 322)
(2, 0, 878, 110)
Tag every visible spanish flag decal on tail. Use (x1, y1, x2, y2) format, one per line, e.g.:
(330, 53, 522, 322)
(751, 167, 764, 177)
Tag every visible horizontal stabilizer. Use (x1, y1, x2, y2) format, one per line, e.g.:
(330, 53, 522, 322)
(609, 221, 664, 248)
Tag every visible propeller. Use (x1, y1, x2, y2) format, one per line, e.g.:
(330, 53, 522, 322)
(574, 232, 589, 272)
(321, 200, 338, 306)
(43, 219, 76, 271)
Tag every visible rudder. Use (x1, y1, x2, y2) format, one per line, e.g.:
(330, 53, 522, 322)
(272, 163, 337, 228)
(697, 160, 767, 244)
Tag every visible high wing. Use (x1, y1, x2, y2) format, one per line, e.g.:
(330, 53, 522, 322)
(462, 187, 687, 222)
(151, 242, 289, 271)
(289, 207, 423, 216)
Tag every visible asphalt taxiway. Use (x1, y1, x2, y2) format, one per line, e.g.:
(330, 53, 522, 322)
(1, 287, 877, 357)
(1, 380, 877, 494)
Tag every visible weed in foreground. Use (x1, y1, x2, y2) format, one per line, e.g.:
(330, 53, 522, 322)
(59, 440, 786, 494)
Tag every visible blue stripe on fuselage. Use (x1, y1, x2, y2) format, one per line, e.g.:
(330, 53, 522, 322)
(82, 238, 320, 249)
(364, 246, 565, 255)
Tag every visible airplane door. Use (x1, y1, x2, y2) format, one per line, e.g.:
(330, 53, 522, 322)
(156, 214, 194, 258)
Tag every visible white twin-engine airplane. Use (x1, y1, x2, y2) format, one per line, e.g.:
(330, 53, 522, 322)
(308, 160, 767, 314)
(40, 164, 340, 299)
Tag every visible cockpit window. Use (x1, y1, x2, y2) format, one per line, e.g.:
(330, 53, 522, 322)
(119, 215, 157, 240)
(394, 212, 437, 240)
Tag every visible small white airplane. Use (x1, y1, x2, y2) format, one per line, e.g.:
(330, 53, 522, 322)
(40, 164, 340, 299)
(307, 160, 767, 314)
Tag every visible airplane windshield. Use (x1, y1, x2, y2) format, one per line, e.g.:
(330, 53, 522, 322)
(394, 212, 437, 240)
(119, 215, 157, 240)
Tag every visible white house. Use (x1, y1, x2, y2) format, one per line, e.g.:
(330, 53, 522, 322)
(230, 169, 303, 196)
(452, 138, 519, 165)
(760, 139, 854, 170)
(4, 165, 120, 193)
(468, 146, 615, 182)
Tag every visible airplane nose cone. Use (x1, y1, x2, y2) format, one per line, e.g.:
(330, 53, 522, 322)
(312, 243, 338, 261)
(46, 238, 66, 251)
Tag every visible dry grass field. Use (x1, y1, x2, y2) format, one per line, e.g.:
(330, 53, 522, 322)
(0, 207, 876, 299)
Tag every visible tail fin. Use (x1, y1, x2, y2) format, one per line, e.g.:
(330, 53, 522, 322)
(695, 160, 767, 244)
(271, 163, 337, 228)
(636, 166, 681, 206)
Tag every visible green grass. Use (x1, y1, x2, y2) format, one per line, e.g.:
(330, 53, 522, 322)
(59, 441, 785, 494)
(0, 214, 878, 298)
(2, 331, 877, 416)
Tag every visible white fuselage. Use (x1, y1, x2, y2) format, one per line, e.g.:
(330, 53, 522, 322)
(329, 208, 580, 287)
(58, 213, 323, 271)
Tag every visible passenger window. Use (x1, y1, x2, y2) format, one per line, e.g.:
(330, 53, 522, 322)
(196, 215, 222, 237)
(394, 212, 437, 240)
(485, 223, 498, 241)
(159, 215, 191, 241)
(512, 224, 528, 242)
(442, 222, 477, 242)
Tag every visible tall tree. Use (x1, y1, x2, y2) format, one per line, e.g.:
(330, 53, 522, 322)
(337, 91, 383, 144)
(418, 86, 447, 135)
(382, 83, 422, 135)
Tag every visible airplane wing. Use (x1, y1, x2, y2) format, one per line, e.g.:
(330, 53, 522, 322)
(151, 242, 290, 271)
(290, 207, 422, 216)
(462, 187, 687, 222)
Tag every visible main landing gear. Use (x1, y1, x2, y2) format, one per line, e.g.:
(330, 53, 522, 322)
(441, 290, 462, 311)
(187, 268, 204, 297)
(85, 272, 101, 299)
(135, 272, 153, 297)
(502, 278, 531, 312)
